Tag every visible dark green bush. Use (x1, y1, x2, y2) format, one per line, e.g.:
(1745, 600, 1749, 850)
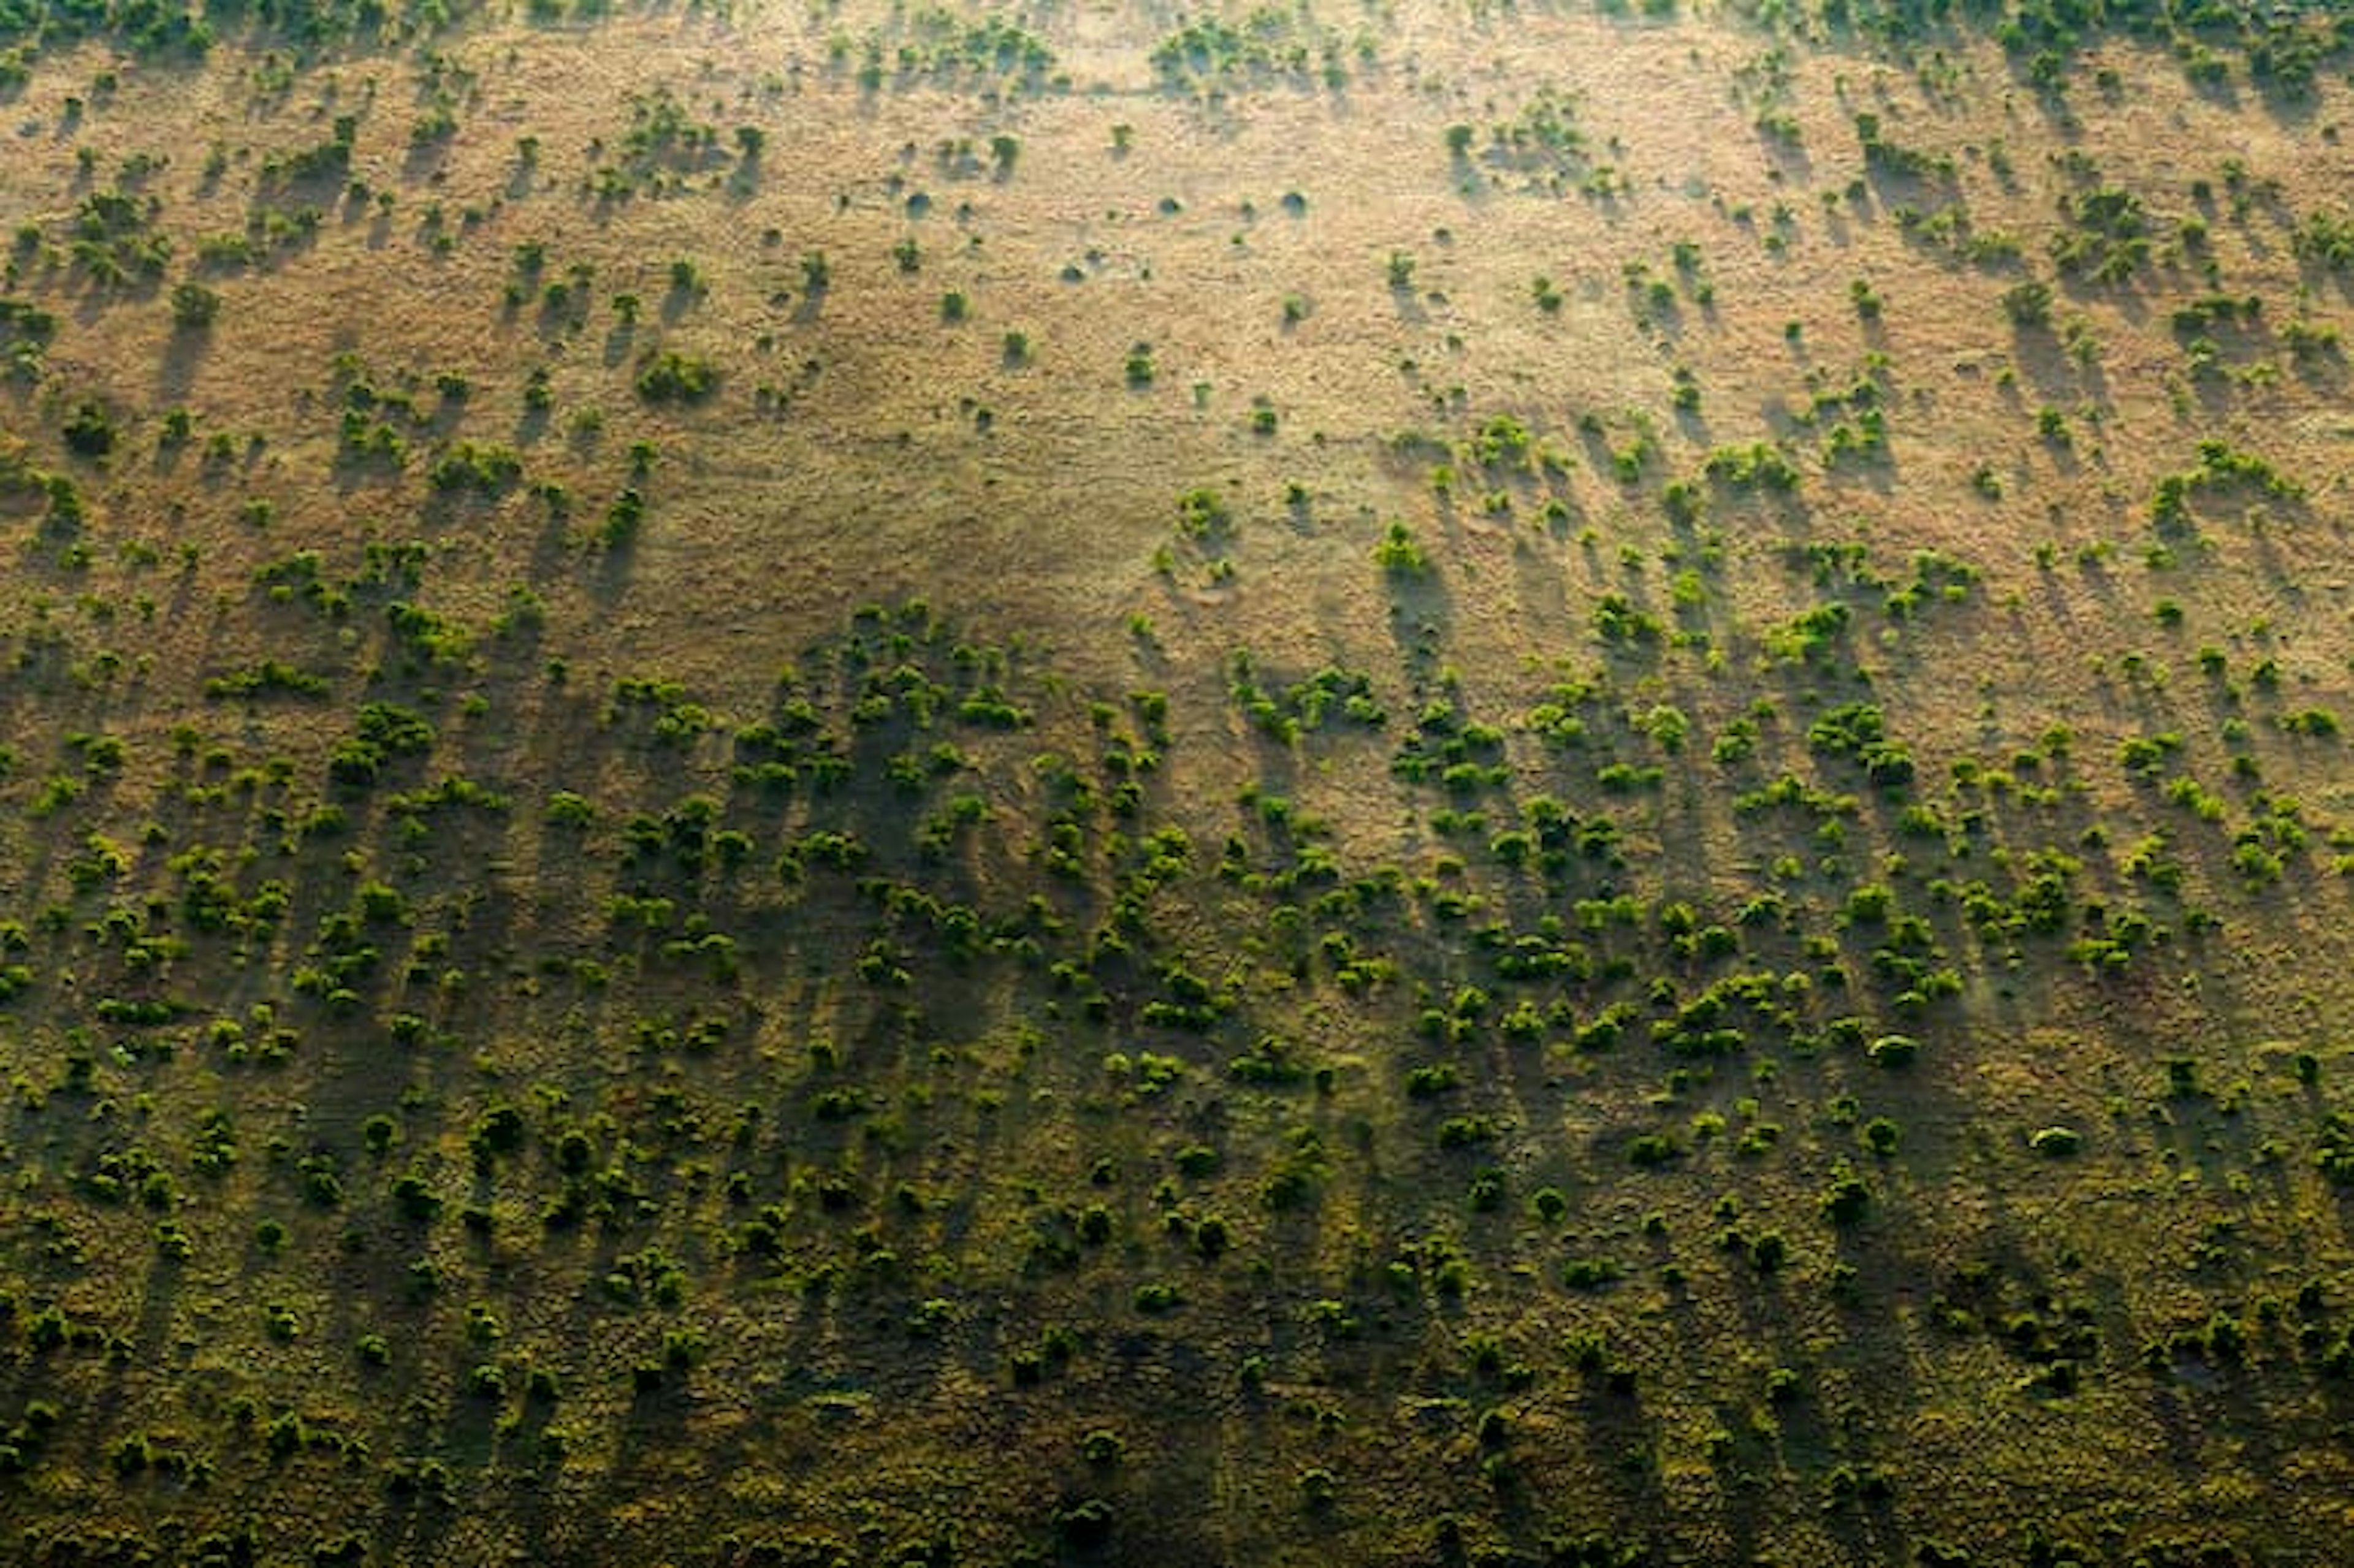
(635, 350, 718, 402)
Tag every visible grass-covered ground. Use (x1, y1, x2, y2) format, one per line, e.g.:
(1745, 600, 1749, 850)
(8, 0, 2354, 1562)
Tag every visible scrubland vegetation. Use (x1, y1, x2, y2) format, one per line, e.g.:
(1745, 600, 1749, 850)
(7, 0, 2354, 1562)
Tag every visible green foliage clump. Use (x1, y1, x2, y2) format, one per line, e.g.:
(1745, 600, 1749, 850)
(634, 349, 718, 403)
(328, 701, 436, 786)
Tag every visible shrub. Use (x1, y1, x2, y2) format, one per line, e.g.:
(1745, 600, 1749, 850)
(1820, 1166, 1872, 1225)
(1628, 1132, 1681, 1166)
(61, 400, 116, 457)
(1436, 1116, 1495, 1149)
(545, 791, 595, 827)
(1868, 1034, 1920, 1068)
(170, 280, 221, 329)
(329, 702, 436, 786)
(634, 350, 718, 402)
(390, 1173, 441, 1220)
(2318, 1112, 2354, 1184)
(1374, 521, 1429, 576)
(2002, 280, 2052, 327)
(1563, 1257, 1621, 1288)
(1175, 487, 1230, 538)
(428, 441, 522, 493)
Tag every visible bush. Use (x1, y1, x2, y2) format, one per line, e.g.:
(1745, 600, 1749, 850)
(1374, 521, 1430, 577)
(1436, 1116, 1495, 1148)
(1628, 1132, 1682, 1166)
(428, 441, 522, 494)
(545, 791, 595, 828)
(2002, 280, 2052, 327)
(390, 1173, 441, 1220)
(170, 280, 221, 329)
(61, 400, 116, 457)
(1868, 1034, 1920, 1068)
(1820, 1166, 1872, 1225)
(1563, 1257, 1621, 1289)
(2029, 1125, 2082, 1157)
(634, 350, 718, 402)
